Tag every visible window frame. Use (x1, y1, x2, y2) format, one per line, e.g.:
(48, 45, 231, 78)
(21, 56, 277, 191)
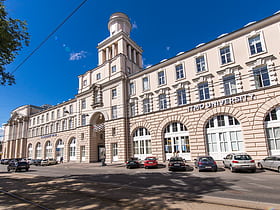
(177, 88, 187, 106)
(247, 32, 266, 56)
(223, 74, 237, 96)
(253, 65, 270, 89)
(219, 45, 234, 65)
(175, 64, 185, 80)
(195, 55, 207, 73)
(198, 82, 210, 101)
(142, 77, 150, 91)
(158, 71, 166, 86)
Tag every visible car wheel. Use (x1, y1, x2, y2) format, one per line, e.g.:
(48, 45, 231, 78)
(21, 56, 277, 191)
(258, 163, 263, 169)
(213, 167, 218, 172)
(230, 166, 235, 173)
(7, 168, 10, 172)
(278, 167, 280, 173)
(26, 168, 29, 172)
(251, 169, 256, 173)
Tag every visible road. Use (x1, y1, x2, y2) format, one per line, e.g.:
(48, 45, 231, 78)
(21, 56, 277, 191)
(0, 162, 279, 209)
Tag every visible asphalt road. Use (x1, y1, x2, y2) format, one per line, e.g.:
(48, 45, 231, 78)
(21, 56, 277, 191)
(0, 162, 279, 209)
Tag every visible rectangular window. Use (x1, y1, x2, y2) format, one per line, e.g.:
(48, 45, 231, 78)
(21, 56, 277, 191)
(248, 35, 263, 55)
(158, 71, 166, 85)
(129, 82, 135, 95)
(112, 143, 118, 156)
(112, 106, 117, 119)
(159, 94, 167, 110)
(112, 128, 116, 136)
(127, 67, 131, 74)
(143, 98, 151, 113)
(223, 75, 237, 96)
(69, 105, 73, 114)
(177, 89, 187, 105)
(143, 77, 149, 91)
(130, 103, 136, 117)
(63, 107, 67, 116)
(57, 110, 60, 118)
(175, 64, 184, 79)
(220, 46, 232, 65)
(46, 113, 49, 122)
(51, 111, 54, 120)
(112, 65, 117, 73)
(81, 99, 86, 109)
(96, 73, 101, 80)
(198, 82, 210, 101)
(41, 115, 44, 123)
(253, 66, 270, 89)
(81, 114, 86, 126)
(196, 56, 206, 72)
(112, 88, 117, 99)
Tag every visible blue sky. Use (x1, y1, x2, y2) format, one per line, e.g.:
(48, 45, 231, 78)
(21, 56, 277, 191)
(1, 0, 280, 126)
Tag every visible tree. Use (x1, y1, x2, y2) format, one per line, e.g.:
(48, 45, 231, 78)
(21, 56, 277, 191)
(0, 0, 29, 85)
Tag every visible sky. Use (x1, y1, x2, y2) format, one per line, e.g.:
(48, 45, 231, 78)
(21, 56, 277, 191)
(1, 0, 280, 127)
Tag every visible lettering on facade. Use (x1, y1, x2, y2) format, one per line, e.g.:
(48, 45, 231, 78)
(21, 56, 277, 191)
(41, 134, 58, 139)
(187, 94, 255, 112)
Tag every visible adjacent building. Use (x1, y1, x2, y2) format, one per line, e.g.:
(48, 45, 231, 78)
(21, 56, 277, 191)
(3, 12, 280, 163)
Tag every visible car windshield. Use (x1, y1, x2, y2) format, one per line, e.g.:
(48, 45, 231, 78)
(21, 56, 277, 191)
(199, 157, 214, 162)
(145, 157, 156, 160)
(234, 155, 251, 160)
(170, 157, 183, 161)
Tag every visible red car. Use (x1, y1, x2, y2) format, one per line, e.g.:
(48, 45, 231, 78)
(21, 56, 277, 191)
(144, 156, 158, 168)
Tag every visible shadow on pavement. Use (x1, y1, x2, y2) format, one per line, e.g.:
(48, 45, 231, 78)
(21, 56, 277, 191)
(0, 172, 234, 209)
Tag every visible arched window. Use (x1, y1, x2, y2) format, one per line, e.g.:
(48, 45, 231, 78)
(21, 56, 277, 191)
(56, 139, 64, 161)
(164, 122, 190, 160)
(133, 127, 151, 160)
(265, 107, 280, 155)
(45, 141, 52, 159)
(35, 142, 42, 159)
(206, 115, 243, 160)
(69, 138, 76, 160)
(28, 144, 32, 159)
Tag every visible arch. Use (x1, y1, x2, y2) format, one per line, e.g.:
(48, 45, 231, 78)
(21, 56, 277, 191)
(130, 121, 153, 136)
(69, 137, 76, 161)
(35, 142, 42, 159)
(27, 143, 32, 159)
(132, 127, 152, 160)
(162, 121, 190, 160)
(55, 139, 64, 162)
(45, 140, 52, 159)
(205, 114, 243, 160)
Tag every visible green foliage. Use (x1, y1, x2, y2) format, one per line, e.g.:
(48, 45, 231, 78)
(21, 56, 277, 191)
(0, 0, 30, 85)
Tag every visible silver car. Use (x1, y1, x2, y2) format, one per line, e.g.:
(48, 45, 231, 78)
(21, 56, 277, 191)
(258, 156, 280, 173)
(223, 153, 256, 173)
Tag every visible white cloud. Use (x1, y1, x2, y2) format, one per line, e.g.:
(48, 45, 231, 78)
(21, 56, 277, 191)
(69, 50, 87, 61)
(132, 21, 138, 30)
(166, 46, 171, 51)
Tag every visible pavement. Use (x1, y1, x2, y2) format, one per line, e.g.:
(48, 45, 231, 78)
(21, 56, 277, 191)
(0, 162, 280, 210)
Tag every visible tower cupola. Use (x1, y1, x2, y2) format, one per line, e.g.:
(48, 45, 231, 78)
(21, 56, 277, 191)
(108, 12, 132, 36)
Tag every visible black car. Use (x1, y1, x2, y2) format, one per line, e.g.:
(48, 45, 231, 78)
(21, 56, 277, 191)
(126, 157, 141, 169)
(194, 156, 218, 172)
(168, 157, 187, 171)
(7, 161, 30, 172)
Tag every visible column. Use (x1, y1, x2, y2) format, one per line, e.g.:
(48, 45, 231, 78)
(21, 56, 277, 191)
(128, 45, 132, 60)
(133, 49, 137, 63)
(112, 44, 116, 57)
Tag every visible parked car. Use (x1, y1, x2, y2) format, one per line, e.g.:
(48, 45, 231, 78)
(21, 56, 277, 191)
(1, 159, 10, 165)
(168, 157, 187, 171)
(223, 153, 256, 173)
(7, 161, 30, 172)
(41, 158, 58, 166)
(126, 157, 141, 169)
(258, 156, 280, 173)
(144, 156, 158, 169)
(194, 156, 218, 172)
(33, 159, 43, 166)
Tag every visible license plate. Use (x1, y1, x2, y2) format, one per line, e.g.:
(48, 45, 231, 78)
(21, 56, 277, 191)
(148, 162, 153, 164)
(174, 164, 180, 166)
(205, 166, 211, 168)
(242, 165, 250, 167)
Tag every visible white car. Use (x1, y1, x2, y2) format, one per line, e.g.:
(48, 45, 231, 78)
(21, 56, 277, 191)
(223, 153, 256, 173)
(258, 156, 280, 173)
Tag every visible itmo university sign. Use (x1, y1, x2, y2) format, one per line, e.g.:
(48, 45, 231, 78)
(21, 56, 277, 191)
(187, 94, 255, 112)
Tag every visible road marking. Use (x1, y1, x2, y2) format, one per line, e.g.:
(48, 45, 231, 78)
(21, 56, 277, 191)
(248, 182, 274, 189)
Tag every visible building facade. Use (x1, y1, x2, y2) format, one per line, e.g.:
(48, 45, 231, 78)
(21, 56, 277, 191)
(3, 12, 280, 163)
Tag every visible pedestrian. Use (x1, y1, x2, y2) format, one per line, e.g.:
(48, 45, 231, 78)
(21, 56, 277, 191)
(60, 156, 63, 164)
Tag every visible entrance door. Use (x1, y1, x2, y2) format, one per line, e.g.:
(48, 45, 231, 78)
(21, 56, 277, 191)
(98, 145, 105, 162)
(164, 122, 190, 160)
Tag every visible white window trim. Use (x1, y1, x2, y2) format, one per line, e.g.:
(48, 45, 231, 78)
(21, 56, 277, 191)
(218, 43, 235, 66)
(142, 76, 150, 92)
(157, 69, 167, 86)
(246, 30, 267, 57)
(174, 62, 186, 81)
(194, 53, 208, 74)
